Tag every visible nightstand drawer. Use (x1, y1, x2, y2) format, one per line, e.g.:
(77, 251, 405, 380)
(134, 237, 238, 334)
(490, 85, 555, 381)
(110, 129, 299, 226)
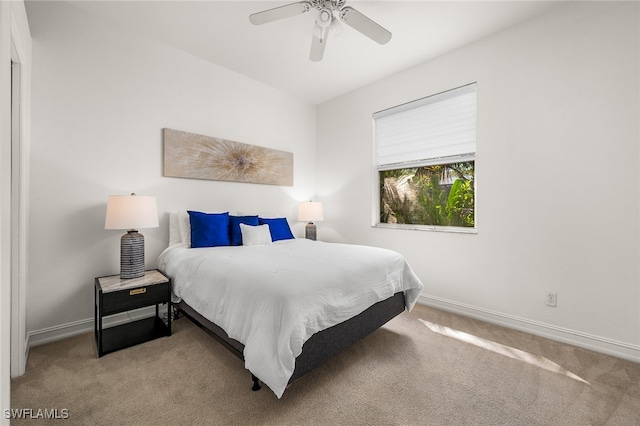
(102, 282, 169, 316)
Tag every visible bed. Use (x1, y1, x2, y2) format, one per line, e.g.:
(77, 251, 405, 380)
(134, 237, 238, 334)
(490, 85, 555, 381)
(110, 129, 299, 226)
(158, 212, 424, 398)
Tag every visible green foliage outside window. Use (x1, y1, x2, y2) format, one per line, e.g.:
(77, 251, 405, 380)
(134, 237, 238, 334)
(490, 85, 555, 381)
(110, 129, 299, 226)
(380, 161, 475, 227)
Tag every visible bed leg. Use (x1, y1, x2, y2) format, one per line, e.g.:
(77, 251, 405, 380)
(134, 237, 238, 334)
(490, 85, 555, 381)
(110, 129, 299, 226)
(251, 374, 261, 391)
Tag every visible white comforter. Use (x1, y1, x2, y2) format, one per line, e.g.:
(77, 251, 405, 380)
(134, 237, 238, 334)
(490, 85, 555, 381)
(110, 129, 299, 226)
(158, 238, 424, 398)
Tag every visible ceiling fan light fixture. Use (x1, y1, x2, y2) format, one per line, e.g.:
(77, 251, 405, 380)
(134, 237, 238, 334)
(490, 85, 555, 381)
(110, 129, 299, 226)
(329, 16, 343, 37)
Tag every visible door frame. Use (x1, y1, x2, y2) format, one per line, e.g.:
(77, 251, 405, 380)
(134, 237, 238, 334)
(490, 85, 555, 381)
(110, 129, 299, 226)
(9, 7, 30, 378)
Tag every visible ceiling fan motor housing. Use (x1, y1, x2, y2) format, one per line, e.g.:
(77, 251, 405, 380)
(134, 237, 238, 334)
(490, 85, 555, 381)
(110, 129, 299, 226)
(311, 0, 344, 10)
(318, 8, 332, 27)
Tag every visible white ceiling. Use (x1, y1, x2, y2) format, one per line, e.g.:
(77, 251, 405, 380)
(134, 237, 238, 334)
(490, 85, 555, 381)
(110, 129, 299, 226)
(65, 1, 562, 105)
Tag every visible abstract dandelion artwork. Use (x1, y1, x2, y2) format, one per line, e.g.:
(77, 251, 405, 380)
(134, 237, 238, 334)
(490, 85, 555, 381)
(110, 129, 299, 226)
(163, 128, 293, 186)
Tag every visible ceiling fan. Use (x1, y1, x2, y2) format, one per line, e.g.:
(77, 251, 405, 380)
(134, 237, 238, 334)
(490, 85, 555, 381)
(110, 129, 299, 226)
(249, 0, 392, 62)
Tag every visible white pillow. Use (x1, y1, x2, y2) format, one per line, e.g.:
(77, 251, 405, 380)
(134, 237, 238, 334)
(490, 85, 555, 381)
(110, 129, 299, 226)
(178, 211, 191, 248)
(169, 212, 182, 248)
(240, 223, 272, 246)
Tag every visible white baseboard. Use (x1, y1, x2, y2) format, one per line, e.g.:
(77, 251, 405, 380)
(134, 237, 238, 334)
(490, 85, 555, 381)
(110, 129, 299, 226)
(418, 295, 640, 363)
(27, 306, 159, 349)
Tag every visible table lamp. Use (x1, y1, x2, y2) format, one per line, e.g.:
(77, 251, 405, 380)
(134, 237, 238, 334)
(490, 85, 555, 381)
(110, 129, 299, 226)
(105, 193, 159, 279)
(298, 201, 324, 241)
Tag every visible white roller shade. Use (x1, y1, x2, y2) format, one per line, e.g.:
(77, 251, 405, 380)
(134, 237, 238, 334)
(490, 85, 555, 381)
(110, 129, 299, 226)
(374, 84, 476, 168)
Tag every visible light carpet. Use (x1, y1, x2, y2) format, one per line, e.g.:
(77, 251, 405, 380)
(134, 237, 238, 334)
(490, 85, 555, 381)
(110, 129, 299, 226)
(10, 304, 640, 425)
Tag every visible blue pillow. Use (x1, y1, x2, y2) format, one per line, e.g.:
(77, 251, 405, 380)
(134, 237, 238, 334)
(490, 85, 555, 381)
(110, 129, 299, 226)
(188, 211, 230, 248)
(258, 217, 294, 242)
(229, 215, 259, 246)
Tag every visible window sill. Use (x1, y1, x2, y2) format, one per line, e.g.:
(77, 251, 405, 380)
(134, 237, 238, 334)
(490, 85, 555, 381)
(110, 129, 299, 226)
(373, 223, 477, 234)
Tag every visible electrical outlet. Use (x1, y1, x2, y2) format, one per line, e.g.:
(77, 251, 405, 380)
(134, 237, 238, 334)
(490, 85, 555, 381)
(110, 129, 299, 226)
(545, 291, 557, 307)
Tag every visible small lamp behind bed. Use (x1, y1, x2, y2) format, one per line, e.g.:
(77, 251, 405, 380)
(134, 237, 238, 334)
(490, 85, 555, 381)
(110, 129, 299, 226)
(298, 201, 323, 241)
(105, 193, 159, 279)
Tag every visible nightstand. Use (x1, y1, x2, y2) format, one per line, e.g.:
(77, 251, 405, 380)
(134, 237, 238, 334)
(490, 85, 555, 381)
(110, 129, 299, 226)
(95, 269, 171, 357)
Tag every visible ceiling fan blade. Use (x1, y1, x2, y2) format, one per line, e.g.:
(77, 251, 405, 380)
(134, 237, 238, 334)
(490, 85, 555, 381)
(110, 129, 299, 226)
(310, 32, 328, 62)
(249, 1, 312, 25)
(339, 6, 392, 45)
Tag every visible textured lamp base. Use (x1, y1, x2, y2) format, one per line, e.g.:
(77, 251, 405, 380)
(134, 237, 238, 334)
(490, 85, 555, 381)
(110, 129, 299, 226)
(120, 230, 145, 279)
(305, 223, 317, 241)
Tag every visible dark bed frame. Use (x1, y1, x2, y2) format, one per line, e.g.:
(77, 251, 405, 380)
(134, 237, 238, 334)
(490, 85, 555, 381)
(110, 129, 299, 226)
(176, 291, 406, 392)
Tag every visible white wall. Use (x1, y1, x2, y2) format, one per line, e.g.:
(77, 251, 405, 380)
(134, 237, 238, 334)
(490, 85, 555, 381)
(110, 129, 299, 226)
(25, 2, 316, 340)
(317, 2, 640, 360)
(0, 1, 12, 419)
(22, 0, 640, 363)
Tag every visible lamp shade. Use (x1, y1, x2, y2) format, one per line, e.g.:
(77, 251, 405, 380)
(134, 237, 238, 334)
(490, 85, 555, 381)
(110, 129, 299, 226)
(105, 194, 159, 230)
(298, 201, 324, 222)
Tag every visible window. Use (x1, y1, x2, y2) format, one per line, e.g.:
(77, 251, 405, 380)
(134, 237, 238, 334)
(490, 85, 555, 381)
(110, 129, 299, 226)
(373, 83, 476, 231)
